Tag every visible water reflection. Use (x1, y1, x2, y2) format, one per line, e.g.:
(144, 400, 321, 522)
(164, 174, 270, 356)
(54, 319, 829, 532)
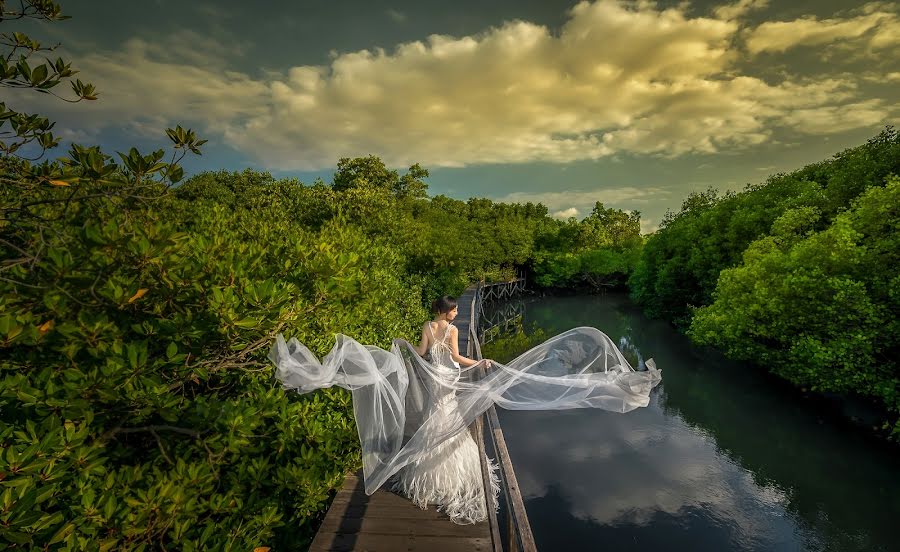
(483, 293, 899, 552)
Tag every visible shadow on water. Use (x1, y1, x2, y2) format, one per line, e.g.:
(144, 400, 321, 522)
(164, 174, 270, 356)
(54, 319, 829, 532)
(484, 292, 900, 552)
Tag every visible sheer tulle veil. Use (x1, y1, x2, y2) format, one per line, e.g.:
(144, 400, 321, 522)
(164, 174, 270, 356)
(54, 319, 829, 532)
(269, 326, 661, 495)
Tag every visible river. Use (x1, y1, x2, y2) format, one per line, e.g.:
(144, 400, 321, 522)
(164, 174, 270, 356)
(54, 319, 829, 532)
(479, 292, 898, 552)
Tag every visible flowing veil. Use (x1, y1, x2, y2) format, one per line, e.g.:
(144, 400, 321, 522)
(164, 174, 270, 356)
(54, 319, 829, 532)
(269, 326, 662, 495)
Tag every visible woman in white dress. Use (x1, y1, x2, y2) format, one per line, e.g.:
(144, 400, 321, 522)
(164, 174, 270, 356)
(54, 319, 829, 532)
(268, 293, 661, 525)
(393, 295, 499, 524)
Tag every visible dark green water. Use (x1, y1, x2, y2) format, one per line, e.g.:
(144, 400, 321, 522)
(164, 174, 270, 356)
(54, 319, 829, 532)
(481, 293, 899, 552)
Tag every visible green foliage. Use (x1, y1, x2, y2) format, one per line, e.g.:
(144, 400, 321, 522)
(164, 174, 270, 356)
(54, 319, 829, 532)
(627, 126, 900, 438)
(1, 166, 435, 548)
(1, 6, 429, 548)
(531, 202, 643, 290)
(331, 155, 429, 199)
(532, 247, 642, 290)
(0, 1, 96, 159)
(630, 126, 900, 327)
(688, 176, 900, 436)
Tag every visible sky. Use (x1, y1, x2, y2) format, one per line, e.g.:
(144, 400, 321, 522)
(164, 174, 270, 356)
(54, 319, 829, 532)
(10, 0, 900, 232)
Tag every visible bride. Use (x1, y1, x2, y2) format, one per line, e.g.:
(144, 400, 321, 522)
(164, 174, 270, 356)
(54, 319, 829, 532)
(268, 293, 661, 525)
(392, 295, 500, 523)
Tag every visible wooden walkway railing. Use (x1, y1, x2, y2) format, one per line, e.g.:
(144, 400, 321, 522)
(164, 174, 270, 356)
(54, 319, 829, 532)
(309, 281, 531, 551)
(466, 281, 537, 552)
(479, 273, 526, 304)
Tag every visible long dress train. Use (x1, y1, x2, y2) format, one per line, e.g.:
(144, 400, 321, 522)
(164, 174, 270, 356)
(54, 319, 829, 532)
(268, 325, 661, 525)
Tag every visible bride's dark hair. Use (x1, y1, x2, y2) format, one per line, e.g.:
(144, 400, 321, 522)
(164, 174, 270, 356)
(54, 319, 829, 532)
(431, 295, 457, 315)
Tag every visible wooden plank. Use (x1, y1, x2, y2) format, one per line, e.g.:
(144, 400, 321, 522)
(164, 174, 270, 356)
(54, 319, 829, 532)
(324, 503, 450, 521)
(318, 516, 488, 537)
(329, 492, 455, 517)
(311, 466, 492, 551)
(309, 534, 492, 552)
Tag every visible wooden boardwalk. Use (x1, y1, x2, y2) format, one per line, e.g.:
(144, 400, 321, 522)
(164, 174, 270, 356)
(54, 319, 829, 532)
(309, 290, 490, 552)
(309, 472, 491, 552)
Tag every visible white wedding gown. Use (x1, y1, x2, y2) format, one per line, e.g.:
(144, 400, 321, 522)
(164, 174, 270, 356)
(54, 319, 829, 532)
(269, 324, 661, 526)
(390, 322, 500, 524)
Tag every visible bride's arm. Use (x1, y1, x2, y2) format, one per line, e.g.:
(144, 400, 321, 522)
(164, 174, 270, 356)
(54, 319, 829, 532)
(414, 322, 430, 357)
(449, 325, 485, 368)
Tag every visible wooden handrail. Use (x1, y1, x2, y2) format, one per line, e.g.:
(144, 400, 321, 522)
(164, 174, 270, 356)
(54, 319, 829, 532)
(469, 281, 537, 552)
(470, 282, 502, 551)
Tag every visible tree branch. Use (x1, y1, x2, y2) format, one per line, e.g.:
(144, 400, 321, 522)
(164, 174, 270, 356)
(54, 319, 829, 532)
(106, 424, 202, 439)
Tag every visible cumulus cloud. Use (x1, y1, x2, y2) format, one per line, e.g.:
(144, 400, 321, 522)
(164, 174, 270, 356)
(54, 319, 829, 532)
(386, 9, 407, 23)
(744, 2, 900, 55)
(712, 0, 769, 21)
(497, 186, 671, 211)
(779, 99, 889, 134)
(552, 207, 580, 219)
(499, 185, 668, 232)
(17, 0, 900, 171)
(7, 35, 269, 136)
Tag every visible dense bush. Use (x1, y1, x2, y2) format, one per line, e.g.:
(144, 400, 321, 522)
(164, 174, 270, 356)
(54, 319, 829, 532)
(627, 127, 899, 437)
(532, 202, 643, 290)
(688, 177, 900, 436)
(629, 127, 900, 327)
(1, 167, 430, 548)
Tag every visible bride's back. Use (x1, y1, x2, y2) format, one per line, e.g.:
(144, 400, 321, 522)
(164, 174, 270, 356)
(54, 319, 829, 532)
(427, 321, 457, 370)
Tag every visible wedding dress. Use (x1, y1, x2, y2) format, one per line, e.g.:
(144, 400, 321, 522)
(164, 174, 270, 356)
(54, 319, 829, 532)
(389, 322, 499, 524)
(269, 324, 661, 525)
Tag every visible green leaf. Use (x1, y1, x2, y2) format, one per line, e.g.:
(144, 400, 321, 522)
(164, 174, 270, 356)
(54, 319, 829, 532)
(31, 64, 48, 85)
(48, 522, 75, 545)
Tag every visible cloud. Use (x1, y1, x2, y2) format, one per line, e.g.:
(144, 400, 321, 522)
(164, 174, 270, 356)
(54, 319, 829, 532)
(386, 9, 407, 23)
(744, 2, 900, 55)
(552, 207, 580, 219)
(15, 0, 900, 171)
(7, 35, 269, 138)
(640, 217, 657, 234)
(499, 185, 667, 232)
(194, 2, 232, 21)
(778, 99, 889, 134)
(861, 70, 900, 82)
(712, 0, 769, 21)
(497, 186, 670, 212)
